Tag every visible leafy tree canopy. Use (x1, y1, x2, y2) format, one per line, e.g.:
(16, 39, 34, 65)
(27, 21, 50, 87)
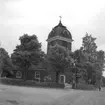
(47, 46, 73, 72)
(73, 33, 105, 84)
(0, 48, 13, 75)
(11, 34, 45, 70)
(82, 32, 97, 54)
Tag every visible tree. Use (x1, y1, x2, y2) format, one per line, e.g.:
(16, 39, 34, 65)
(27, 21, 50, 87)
(81, 33, 98, 82)
(95, 50, 105, 85)
(73, 49, 88, 64)
(72, 49, 88, 84)
(102, 76, 105, 87)
(82, 32, 97, 54)
(47, 46, 73, 83)
(11, 34, 45, 71)
(0, 48, 13, 77)
(77, 33, 105, 85)
(96, 50, 105, 70)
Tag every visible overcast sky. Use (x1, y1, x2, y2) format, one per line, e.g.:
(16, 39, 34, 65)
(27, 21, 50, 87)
(0, 0, 105, 55)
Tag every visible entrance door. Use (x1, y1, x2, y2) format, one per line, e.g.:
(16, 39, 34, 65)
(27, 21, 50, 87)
(59, 75, 65, 84)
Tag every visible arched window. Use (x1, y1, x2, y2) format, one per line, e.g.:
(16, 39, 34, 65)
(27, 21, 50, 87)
(63, 30, 70, 38)
(50, 41, 55, 46)
(16, 71, 22, 79)
(62, 41, 67, 47)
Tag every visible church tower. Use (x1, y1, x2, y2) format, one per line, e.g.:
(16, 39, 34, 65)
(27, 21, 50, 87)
(46, 18, 73, 54)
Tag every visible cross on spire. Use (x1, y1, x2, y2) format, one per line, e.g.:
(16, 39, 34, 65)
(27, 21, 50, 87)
(0, 41, 1, 48)
(59, 16, 62, 23)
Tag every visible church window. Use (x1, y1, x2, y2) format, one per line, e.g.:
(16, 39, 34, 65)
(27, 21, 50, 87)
(35, 72, 40, 79)
(50, 41, 55, 46)
(63, 30, 69, 37)
(68, 43, 71, 50)
(62, 41, 67, 47)
(34, 71, 40, 82)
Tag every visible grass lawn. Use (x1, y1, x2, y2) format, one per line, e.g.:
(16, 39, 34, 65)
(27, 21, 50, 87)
(0, 84, 75, 105)
(0, 84, 105, 105)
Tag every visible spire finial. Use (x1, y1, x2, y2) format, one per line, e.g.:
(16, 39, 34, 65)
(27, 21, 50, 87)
(0, 41, 1, 48)
(59, 16, 62, 23)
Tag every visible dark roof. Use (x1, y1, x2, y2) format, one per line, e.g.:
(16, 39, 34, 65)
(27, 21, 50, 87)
(48, 21, 72, 39)
(12, 64, 46, 71)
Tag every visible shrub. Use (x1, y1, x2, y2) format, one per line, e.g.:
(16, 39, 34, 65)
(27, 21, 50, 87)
(76, 82, 96, 90)
(0, 78, 64, 88)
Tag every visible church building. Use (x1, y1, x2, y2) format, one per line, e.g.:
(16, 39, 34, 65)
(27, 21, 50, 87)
(1, 18, 74, 85)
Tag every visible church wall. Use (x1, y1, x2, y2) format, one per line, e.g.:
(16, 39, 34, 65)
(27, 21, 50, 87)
(12, 69, 48, 82)
(48, 72, 56, 82)
(65, 72, 73, 83)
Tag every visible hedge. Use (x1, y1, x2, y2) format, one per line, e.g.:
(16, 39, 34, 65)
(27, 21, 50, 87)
(0, 78, 64, 89)
(76, 82, 96, 90)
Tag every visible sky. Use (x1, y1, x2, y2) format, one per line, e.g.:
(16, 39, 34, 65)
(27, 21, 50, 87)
(0, 0, 105, 53)
(0, 0, 105, 75)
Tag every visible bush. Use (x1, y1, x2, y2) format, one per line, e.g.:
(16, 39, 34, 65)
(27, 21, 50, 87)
(76, 82, 96, 90)
(0, 78, 64, 89)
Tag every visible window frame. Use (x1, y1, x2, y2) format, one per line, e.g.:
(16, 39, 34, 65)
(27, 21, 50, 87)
(35, 71, 40, 78)
(34, 71, 40, 83)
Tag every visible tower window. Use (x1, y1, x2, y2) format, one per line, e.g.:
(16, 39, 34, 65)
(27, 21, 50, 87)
(62, 41, 67, 47)
(50, 41, 55, 46)
(63, 30, 69, 37)
(68, 43, 71, 50)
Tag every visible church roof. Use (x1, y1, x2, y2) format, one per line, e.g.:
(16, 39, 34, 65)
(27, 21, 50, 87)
(47, 20, 72, 40)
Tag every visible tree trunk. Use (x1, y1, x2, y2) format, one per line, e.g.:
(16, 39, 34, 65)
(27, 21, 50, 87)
(23, 68, 28, 81)
(56, 71, 59, 83)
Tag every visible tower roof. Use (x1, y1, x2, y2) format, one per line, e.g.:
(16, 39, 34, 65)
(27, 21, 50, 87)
(47, 20, 72, 40)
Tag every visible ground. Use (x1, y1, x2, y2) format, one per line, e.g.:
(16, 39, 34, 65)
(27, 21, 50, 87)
(0, 84, 105, 105)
